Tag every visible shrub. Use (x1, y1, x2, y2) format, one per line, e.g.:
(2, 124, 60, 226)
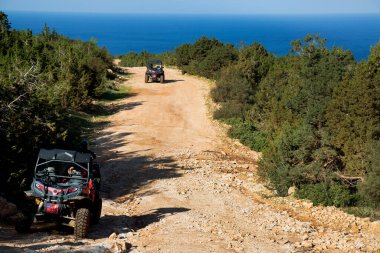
(119, 51, 175, 67)
(211, 65, 252, 104)
(0, 12, 112, 193)
(174, 37, 238, 79)
(358, 142, 380, 208)
(296, 182, 357, 207)
(224, 118, 268, 152)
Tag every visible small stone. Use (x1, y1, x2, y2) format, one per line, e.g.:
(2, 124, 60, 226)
(111, 240, 130, 251)
(362, 217, 370, 223)
(109, 232, 118, 240)
(351, 225, 360, 233)
(354, 240, 364, 249)
(301, 240, 313, 248)
(118, 241, 131, 251)
(287, 186, 297, 196)
(303, 202, 314, 209)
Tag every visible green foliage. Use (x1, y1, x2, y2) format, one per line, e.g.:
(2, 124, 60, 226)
(120, 51, 154, 67)
(99, 85, 130, 101)
(326, 42, 380, 176)
(210, 42, 273, 151)
(224, 118, 268, 152)
(174, 37, 238, 79)
(192, 44, 238, 79)
(344, 206, 380, 221)
(205, 33, 380, 214)
(258, 122, 329, 195)
(252, 36, 356, 197)
(119, 51, 175, 67)
(296, 182, 357, 207)
(358, 142, 380, 208)
(211, 65, 252, 119)
(0, 11, 11, 34)
(175, 43, 193, 68)
(0, 11, 113, 193)
(238, 43, 274, 84)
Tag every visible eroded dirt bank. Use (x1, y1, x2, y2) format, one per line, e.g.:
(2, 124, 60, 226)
(0, 67, 379, 253)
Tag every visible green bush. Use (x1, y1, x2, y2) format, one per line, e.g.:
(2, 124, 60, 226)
(185, 34, 379, 214)
(358, 142, 380, 208)
(0, 12, 113, 194)
(296, 182, 357, 207)
(211, 65, 253, 104)
(296, 183, 330, 206)
(174, 37, 238, 79)
(224, 118, 268, 152)
(120, 51, 175, 67)
(258, 123, 318, 195)
(203, 34, 379, 214)
(120, 51, 154, 67)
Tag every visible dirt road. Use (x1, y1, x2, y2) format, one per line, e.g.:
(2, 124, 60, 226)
(94, 67, 286, 252)
(1, 67, 379, 253)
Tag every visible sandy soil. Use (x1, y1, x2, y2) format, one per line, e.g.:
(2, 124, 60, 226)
(94, 68, 285, 252)
(1, 67, 379, 253)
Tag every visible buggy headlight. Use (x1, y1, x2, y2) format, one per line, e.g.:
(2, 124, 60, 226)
(35, 183, 44, 192)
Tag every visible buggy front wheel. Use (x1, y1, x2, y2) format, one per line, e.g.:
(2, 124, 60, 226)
(74, 208, 91, 239)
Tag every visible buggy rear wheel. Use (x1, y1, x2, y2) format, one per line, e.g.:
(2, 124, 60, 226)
(145, 74, 149, 83)
(160, 75, 165, 83)
(74, 208, 91, 239)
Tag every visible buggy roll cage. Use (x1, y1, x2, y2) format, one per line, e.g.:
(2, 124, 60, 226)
(34, 149, 93, 181)
(147, 60, 163, 69)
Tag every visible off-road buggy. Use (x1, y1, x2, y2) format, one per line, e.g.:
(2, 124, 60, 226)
(15, 148, 102, 239)
(145, 60, 165, 83)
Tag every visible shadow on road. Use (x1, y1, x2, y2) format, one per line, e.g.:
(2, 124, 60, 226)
(100, 153, 182, 200)
(85, 100, 144, 117)
(90, 207, 190, 240)
(164, 79, 184, 84)
(94, 127, 183, 200)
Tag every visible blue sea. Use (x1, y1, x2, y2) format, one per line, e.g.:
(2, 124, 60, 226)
(6, 11, 380, 60)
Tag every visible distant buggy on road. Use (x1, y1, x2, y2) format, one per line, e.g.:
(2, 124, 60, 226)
(145, 60, 165, 83)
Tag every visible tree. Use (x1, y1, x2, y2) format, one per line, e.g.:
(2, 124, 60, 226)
(326, 41, 380, 176)
(0, 11, 11, 35)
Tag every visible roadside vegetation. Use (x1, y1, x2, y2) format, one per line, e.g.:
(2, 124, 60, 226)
(169, 35, 379, 218)
(119, 51, 176, 67)
(0, 12, 125, 196)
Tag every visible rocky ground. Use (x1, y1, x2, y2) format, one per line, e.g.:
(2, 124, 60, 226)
(0, 67, 379, 253)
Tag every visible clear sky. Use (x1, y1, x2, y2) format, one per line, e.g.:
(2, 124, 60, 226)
(1, 0, 380, 14)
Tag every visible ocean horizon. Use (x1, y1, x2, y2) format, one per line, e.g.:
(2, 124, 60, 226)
(6, 11, 380, 60)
